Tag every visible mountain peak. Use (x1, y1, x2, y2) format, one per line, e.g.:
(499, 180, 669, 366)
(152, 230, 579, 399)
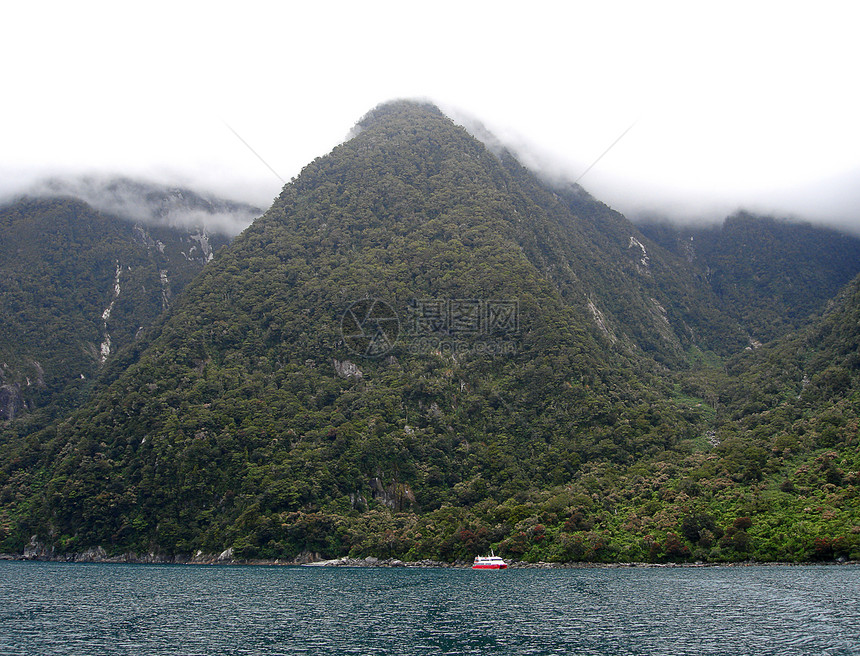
(355, 99, 448, 131)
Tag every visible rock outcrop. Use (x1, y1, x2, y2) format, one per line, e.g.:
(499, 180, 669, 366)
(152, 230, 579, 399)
(0, 384, 25, 420)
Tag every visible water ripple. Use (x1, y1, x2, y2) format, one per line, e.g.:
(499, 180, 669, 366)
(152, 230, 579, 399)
(1, 563, 859, 655)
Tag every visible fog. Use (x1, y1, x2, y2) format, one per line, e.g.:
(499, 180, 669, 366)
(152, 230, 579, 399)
(2, 2, 858, 234)
(4, 175, 262, 236)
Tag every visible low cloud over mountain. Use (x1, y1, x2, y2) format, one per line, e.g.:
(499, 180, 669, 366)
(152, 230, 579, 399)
(9, 176, 262, 236)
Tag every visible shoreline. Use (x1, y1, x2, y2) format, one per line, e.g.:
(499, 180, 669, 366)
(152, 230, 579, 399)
(2, 550, 857, 569)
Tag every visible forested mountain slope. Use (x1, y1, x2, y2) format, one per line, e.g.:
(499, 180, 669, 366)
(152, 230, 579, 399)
(1, 101, 858, 564)
(0, 191, 245, 427)
(639, 213, 860, 344)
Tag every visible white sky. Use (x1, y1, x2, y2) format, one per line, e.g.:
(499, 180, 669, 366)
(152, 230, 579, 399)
(3, 0, 859, 228)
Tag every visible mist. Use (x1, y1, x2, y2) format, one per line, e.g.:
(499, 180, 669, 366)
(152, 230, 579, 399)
(443, 104, 860, 235)
(2, 174, 263, 237)
(4, 2, 859, 240)
(5, 100, 858, 242)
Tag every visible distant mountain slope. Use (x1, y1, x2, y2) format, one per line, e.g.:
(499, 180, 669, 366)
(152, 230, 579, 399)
(0, 193, 237, 423)
(722, 269, 860, 421)
(490, 161, 748, 361)
(639, 213, 860, 344)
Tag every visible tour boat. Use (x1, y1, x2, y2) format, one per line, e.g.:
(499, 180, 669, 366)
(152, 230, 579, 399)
(472, 551, 507, 570)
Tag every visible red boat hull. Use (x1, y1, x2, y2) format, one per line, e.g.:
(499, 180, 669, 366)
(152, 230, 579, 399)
(472, 563, 507, 569)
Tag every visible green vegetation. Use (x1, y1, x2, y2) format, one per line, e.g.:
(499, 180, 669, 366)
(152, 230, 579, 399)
(1, 101, 859, 563)
(0, 196, 230, 427)
(640, 213, 860, 344)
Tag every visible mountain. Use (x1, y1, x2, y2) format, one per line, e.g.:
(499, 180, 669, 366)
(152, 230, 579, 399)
(1, 101, 858, 564)
(692, 272, 860, 562)
(0, 187, 250, 426)
(720, 269, 860, 426)
(639, 213, 860, 344)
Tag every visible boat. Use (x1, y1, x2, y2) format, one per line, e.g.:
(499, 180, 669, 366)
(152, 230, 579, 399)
(472, 551, 507, 570)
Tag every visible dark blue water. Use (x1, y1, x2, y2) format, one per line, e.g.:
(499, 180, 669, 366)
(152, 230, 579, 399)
(1, 562, 858, 655)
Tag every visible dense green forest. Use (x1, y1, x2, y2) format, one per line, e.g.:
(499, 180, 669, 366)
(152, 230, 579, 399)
(0, 196, 234, 429)
(1, 101, 859, 564)
(639, 214, 860, 343)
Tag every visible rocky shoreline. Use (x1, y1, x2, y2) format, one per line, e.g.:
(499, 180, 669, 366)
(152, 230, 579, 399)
(2, 544, 857, 569)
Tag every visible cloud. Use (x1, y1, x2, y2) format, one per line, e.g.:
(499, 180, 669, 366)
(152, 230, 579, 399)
(2, 2, 858, 235)
(442, 100, 860, 233)
(6, 175, 262, 236)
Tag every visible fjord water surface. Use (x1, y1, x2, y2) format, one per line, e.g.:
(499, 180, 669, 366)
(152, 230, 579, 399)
(1, 561, 858, 655)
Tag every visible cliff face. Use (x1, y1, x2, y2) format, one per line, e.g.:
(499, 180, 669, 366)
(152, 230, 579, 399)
(0, 384, 25, 421)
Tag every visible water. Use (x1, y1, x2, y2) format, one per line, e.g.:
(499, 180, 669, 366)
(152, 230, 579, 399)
(1, 562, 859, 655)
